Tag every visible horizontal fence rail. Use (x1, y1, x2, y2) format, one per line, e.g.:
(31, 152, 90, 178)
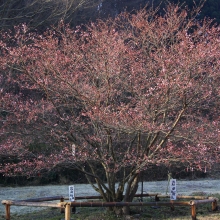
(2, 194, 218, 220)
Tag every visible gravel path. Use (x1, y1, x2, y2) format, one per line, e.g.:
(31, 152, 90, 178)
(1, 179, 220, 215)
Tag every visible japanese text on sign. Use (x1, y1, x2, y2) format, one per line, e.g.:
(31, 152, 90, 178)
(170, 179, 177, 200)
(69, 185, 75, 201)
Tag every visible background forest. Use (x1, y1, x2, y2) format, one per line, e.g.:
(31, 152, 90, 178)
(0, 0, 220, 31)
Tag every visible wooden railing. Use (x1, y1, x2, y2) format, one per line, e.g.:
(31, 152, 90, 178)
(1, 194, 218, 220)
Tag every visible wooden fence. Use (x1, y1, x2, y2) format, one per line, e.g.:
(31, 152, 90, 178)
(1, 194, 218, 220)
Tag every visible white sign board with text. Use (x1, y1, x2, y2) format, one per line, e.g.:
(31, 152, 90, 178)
(170, 179, 177, 200)
(69, 185, 75, 201)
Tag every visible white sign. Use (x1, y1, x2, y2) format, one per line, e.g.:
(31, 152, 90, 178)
(69, 185, 75, 201)
(72, 144, 76, 157)
(170, 179, 177, 200)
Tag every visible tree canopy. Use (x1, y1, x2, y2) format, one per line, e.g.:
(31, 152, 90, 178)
(0, 2, 220, 214)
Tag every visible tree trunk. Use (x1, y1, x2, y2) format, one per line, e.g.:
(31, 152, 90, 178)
(122, 173, 140, 215)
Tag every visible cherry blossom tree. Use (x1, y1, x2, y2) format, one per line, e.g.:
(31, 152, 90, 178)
(0, 3, 220, 214)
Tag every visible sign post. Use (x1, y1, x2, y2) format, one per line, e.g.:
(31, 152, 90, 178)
(69, 185, 75, 201)
(69, 185, 76, 214)
(170, 179, 177, 200)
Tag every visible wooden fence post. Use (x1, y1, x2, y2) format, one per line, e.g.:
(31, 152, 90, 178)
(5, 204, 10, 220)
(212, 200, 218, 211)
(191, 204, 196, 220)
(60, 198, 65, 213)
(65, 203, 71, 220)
